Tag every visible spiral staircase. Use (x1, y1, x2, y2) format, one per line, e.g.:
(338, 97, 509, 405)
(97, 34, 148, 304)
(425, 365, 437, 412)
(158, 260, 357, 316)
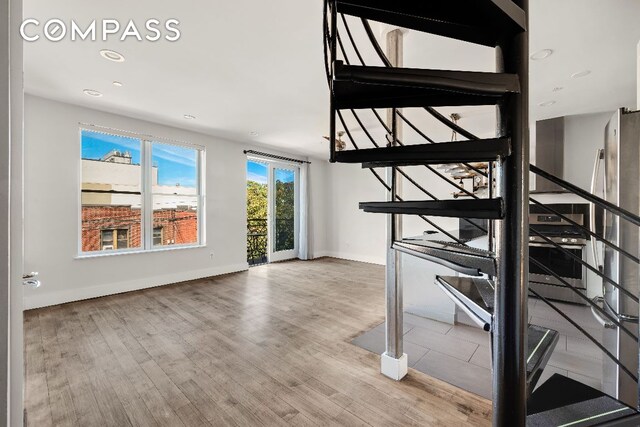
(324, 1, 640, 425)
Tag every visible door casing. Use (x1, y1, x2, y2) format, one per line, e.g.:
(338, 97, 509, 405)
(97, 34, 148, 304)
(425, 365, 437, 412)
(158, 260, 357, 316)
(1, 0, 24, 424)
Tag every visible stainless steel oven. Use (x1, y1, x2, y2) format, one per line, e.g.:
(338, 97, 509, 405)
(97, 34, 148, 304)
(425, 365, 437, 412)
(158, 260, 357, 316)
(528, 207, 589, 305)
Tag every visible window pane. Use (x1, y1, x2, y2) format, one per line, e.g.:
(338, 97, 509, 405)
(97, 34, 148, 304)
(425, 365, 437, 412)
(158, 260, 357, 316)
(151, 142, 198, 195)
(82, 130, 142, 192)
(117, 229, 129, 249)
(274, 168, 295, 252)
(153, 195, 198, 246)
(81, 130, 142, 253)
(246, 161, 268, 265)
(101, 230, 113, 246)
(153, 227, 163, 246)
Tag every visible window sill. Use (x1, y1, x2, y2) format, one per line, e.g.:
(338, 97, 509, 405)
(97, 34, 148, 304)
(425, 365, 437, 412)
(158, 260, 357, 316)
(75, 244, 206, 260)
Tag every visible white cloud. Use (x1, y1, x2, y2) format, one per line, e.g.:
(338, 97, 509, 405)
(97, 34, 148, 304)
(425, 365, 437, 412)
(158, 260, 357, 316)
(152, 144, 197, 167)
(247, 171, 267, 184)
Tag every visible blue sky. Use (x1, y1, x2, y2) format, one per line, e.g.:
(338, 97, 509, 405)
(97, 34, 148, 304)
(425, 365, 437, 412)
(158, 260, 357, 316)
(152, 144, 197, 187)
(275, 169, 295, 183)
(82, 130, 198, 187)
(247, 161, 295, 185)
(247, 161, 267, 184)
(82, 130, 141, 163)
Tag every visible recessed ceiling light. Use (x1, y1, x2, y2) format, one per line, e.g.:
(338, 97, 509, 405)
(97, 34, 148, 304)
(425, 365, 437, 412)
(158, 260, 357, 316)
(100, 49, 125, 63)
(538, 101, 556, 107)
(83, 89, 103, 98)
(530, 49, 553, 60)
(250, 131, 259, 136)
(183, 114, 196, 120)
(552, 87, 564, 92)
(112, 81, 123, 87)
(571, 70, 591, 79)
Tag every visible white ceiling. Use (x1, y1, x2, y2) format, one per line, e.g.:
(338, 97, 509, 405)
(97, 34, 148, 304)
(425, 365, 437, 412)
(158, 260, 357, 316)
(23, 0, 640, 158)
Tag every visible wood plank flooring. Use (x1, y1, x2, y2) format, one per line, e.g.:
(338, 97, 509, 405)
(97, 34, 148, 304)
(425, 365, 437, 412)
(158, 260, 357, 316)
(24, 258, 491, 426)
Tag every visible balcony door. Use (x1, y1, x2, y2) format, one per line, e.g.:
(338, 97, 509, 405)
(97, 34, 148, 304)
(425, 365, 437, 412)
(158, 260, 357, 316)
(246, 159, 299, 265)
(268, 163, 299, 262)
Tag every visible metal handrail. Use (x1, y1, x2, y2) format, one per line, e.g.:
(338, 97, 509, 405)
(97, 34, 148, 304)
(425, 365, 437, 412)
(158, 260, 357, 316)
(530, 258, 637, 340)
(530, 228, 638, 303)
(529, 197, 639, 264)
(530, 288, 638, 383)
(531, 164, 640, 228)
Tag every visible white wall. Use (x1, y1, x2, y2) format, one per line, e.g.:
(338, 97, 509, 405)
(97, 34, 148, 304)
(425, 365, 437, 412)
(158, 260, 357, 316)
(23, 95, 328, 309)
(308, 160, 330, 259)
(325, 163, 386, 264)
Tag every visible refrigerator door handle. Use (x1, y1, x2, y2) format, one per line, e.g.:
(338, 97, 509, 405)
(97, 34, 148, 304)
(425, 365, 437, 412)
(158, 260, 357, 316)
(591, 296, 617, 329)
(592, 296, 640, 327)
(589, 148, 604, 271)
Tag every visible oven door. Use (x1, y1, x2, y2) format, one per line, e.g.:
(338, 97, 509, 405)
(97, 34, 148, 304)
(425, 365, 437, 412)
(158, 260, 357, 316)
(529, 243, 585, 289)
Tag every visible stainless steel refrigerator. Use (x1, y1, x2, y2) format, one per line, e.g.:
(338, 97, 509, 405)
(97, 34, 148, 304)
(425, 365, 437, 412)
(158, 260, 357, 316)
(598, 108, 640, 408)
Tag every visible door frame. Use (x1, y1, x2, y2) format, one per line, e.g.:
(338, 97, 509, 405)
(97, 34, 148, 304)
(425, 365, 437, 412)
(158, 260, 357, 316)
(268, 161, 299, 262)
(1, 0, 24, 424)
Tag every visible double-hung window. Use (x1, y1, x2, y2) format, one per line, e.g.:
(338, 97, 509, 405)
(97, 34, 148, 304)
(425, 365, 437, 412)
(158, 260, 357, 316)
(80, 128, 204, 255)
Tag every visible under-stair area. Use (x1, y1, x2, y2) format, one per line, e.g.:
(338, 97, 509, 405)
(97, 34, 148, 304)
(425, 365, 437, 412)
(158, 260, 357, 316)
(324, 0, 640, 425)
(352, 299, 603, 399)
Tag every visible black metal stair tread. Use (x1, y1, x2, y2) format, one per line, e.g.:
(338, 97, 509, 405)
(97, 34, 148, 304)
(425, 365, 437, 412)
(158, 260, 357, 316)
(336, 0, 526, 47)
(359, 199, 504, 220)
(435, 276, 494, 331)
(333, 62, 520, 110)
(394, 239, 496, 276)
(334, 139, 511, 167)
(527, 374, 638, 426)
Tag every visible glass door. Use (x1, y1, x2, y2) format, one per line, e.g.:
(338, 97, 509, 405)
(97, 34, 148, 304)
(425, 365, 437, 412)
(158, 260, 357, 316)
(246, 160, 269, 266)
(268, 163, 298, 262)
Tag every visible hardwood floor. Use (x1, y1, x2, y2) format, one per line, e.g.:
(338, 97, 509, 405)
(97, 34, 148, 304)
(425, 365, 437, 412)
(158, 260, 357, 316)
(24, 258, 491, 426)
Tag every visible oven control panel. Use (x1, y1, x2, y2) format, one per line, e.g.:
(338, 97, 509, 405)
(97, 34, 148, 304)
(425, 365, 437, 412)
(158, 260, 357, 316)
(529, 235, 587, 246)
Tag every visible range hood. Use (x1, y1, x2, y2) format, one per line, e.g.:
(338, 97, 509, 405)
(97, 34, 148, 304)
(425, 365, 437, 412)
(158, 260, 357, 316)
(534, 117, 565, 193)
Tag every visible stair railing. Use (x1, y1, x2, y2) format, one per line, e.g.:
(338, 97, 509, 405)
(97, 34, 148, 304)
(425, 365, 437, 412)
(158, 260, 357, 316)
(343, 12, 640, 334)
(326, 9, 492, 239)
(325, 6, 490, 245)
(325, 3, 640, 408)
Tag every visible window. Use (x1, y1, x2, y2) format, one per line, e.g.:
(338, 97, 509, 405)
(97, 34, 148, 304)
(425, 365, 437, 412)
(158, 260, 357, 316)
(153, 227, 163, 246)
(151, 142, 200, 248)
(100, 229, 129, 251)
(80, 129, 204, 254)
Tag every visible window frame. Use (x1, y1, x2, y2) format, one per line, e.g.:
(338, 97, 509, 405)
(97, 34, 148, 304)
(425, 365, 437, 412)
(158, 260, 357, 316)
(78, 126, 206, 257)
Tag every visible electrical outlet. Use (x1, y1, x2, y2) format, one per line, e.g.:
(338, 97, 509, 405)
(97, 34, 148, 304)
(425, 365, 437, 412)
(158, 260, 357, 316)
(209, 251, 215, 259)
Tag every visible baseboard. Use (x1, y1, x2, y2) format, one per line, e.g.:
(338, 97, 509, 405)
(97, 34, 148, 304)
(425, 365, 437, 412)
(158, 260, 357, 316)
(323, 251, 385, 266)
(23, 262, 249, 310)
(311, 250, 331, 259)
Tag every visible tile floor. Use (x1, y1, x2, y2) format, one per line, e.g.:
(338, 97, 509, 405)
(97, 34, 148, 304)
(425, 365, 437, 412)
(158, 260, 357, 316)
(352, 298, 604, 399)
